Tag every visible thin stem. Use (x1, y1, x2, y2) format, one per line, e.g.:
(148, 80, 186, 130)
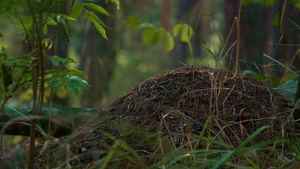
(0, 96, 11, 169)
(27, 0, 45, 168)
(235, 0, 242, 75)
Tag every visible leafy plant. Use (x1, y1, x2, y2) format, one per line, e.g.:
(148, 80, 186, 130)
(0, 0, 118, 168)
(124, 16, 195, 52)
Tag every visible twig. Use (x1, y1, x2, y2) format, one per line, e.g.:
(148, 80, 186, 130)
(263, 53, 298, 76)
(235, 1, 242, 75)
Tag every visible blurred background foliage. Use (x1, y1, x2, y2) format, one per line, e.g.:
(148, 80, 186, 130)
(1, 0, 300, 109)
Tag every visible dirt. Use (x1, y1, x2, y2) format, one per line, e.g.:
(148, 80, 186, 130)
(33, 65, 298, 168)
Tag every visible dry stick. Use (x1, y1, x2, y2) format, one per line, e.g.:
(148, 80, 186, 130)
(217, 74, 227, 117)
(266, 0, 286, 83)
(263, 54, 298, 77)
(219, 17, 237, 67)
(235, 1, 242, 75)
(159, 114, 165, 161)
(267, 43, 300, 47)
(221, 40, 237, 69)
(211, 116, 233, 148)
(227, 45, 235, 72)
(209, 73, 214, 116)
(189, 1, 203, 67)
(209, 14, 223, 53)
(239, 107, 247, 138)
(262, 53, 270, 86)
(277, 49, 300, 87)
(190, 1, 202, 35)
(192, 2, 203, 66)
(209, 72, 219, 117)
(280, 0, 287, 35)
(264, 0, 287, 87)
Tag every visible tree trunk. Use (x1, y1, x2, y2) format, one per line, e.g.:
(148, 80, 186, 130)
(162, 0, 171, 31)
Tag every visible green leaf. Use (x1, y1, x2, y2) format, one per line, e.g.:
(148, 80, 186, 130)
(0, 32, 3, 38)
(24, 82, 30, 89)
(21, 16, 33, 26)
(136, 22, 154, 29)
(82, 3, 112, 17)
(65, 76, 91, 87)
(85, 11, 109, 29)
(64, 68, 87, 77)
(48, 79, 63, 88)
(110, 0, 120, 9)
(190, 27, 207, 46)
(44, 18, 57, 25)
(54, 82, 68, 90)
(57, 16, 69, 41)
(42, 38, 53, 48)
(181, 24, 193, 43)
(142, 27, 156, 43)
(16, 30, 25, 36)
(294, 1, 300, 10)
(42, 24, 48, 34)
(242, 0, 252, 6)
(42, 18, 57, 34)
(172, 24, 182, 37)
(124, 16, 140, 29)
(150, 28, 165, 46)
(193, 116, 212, 150)
(163, 32, 174, 52)
(242, 70, 255, 75)
(48, 55, 65, 65)
(68, 80, 89, 89)
(6, 59, 16, 63)
(90, 17, 108, 39)
(273, 12, 280, 27)
(44, 74, 62, 81)
(63, 58, 77, 64)
(62, 16, 77, 21)
(70, 4, 83, 21)
(67, 85, 79, 95)
(261, 0, 276, 7)
(83, 12, 89, 20)
(44, 69, 61, 75)
(290, 19, 300, 30)
(15, 16, 33, 31)
(237, 139, 287, 155)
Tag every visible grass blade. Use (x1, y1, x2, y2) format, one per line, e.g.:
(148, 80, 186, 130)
(212, 126, 271, 169)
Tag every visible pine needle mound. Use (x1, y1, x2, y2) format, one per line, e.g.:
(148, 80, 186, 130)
(34, 65, 298, 168)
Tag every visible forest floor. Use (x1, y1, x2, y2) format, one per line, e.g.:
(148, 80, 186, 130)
(33, 65, 299, 168)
